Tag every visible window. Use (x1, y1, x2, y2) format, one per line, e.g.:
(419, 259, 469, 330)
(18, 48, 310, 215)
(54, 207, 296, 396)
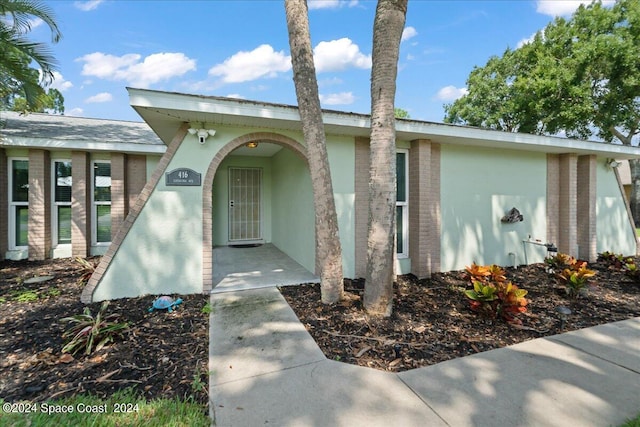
(53, 160, 72, 246)
(9, 159, 29, 249)
(396, 150, 408, 257)
(92, 161, 111, 244)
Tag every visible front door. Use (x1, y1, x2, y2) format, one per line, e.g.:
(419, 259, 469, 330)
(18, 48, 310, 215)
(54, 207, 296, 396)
(228, 167, 262, 244)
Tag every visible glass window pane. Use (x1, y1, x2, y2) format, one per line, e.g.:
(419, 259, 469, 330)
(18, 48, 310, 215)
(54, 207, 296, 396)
(12, 160, 29, 202)
(15, 205, 28, 247)
(396, 153, 406, 202)
(96, 205, 111, 243)
(55, 161, 72, 202)
(94, 163, 111, 202)
(58, 206, 71, 244)
(396, 205, 403, 254)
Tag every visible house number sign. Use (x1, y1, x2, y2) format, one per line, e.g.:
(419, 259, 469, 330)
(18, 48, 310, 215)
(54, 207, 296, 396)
(165, 168, 201, 186)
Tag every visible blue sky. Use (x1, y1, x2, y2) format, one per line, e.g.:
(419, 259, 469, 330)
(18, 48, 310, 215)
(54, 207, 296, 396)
(30, 0, 611, 123)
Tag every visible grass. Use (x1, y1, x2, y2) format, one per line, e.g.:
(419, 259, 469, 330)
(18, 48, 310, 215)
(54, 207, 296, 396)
(0, 388, 209, 427)
(620, 413, 640, 427)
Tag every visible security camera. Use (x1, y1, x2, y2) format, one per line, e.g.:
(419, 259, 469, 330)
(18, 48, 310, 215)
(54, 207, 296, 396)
(197, 129, 209, 144)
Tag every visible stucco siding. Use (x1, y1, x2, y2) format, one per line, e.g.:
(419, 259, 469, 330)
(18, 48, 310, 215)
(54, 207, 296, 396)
(212, 155, 272, 245)
(271, 148, 315, 274)
(440, 145, 548, 271)
(596, 160, 637, 255)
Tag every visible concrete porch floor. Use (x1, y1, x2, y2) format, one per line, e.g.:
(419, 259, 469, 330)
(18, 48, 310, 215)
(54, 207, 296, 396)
(211, 243, 318, 293)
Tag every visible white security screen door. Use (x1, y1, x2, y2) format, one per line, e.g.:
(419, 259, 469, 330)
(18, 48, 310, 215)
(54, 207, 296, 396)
(228, 167, 262, 242)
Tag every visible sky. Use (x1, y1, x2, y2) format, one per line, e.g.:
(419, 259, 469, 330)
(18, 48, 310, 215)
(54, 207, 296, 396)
(26, 0, 614, 123)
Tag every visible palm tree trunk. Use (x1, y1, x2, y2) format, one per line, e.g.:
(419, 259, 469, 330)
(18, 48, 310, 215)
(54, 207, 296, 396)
(285, 0, 343, 304)
(363, 0, 408, 316)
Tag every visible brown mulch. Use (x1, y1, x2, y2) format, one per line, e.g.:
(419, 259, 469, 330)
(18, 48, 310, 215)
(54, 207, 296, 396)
(2, 256, 639, 407)
(0, 257, 210, 406)
(281, 258, 640, 372)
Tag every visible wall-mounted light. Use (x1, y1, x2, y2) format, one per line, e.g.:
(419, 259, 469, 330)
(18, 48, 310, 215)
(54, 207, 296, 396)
(246, 141, 259, 149)
(188, 125, 216, 144)
(606, 158, 622, 169)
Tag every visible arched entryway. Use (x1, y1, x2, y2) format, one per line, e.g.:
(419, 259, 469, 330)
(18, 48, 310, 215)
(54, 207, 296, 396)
(201, 132, 316, 293)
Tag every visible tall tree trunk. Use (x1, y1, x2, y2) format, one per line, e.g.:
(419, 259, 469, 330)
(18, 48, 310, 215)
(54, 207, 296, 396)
(363, 0, 408, 316)
(285, 0, 343, 304)
(629, 159, 640, 226)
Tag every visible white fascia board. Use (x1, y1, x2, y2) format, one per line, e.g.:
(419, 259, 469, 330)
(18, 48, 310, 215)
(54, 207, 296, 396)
(0, 136, 167, 155)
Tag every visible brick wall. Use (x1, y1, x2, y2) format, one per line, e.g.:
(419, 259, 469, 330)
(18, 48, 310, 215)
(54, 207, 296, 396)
(127, 155, 147, 209)
(409, 139, 441, 277)
(558, 153, 578, 256)
(354, 137, 369, 278)
(71, 151, 91, 257)
(0, 148, 7, 259)
(111, 153, 127, 234)
(577, 155, 597, 261)
(546, 154, 560, 247)
(28, 149, 51, 260)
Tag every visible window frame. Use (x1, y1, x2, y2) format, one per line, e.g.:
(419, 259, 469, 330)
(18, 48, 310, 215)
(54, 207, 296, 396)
(91, 160, 112, 246)
(396, 149, 409, 258)
(8, 157, 29, 250)
(51, 159, 72, 247)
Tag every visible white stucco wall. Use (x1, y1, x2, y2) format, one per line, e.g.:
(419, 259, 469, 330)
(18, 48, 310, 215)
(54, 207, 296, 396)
(440, 145, 548, 271)
(596, 160, 637, 255)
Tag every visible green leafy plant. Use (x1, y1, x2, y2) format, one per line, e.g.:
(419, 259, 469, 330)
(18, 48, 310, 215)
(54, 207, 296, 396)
(61, 301, 129, 355)
(545, 253, 576, 271)
(624, 261, 640, 284)
(75, 257, 97, 285)
(201, 302, 213, 314)
(463, 264, 528, 324)
(597, 251, 631, 270)
(556, 262, 597, 298)
(12, 289, 39, 302)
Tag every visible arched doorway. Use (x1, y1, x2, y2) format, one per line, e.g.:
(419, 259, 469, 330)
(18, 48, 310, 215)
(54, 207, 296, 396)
(201, 132, 316, 293)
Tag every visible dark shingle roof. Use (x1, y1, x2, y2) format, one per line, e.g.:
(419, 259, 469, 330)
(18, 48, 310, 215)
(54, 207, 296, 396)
(0, 111, 164, 146)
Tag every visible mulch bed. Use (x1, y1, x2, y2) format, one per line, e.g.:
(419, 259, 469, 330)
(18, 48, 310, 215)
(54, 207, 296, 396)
(0, 257, 209, 406)
(2, 255, 639, 406)
(281, 258, 640, 372)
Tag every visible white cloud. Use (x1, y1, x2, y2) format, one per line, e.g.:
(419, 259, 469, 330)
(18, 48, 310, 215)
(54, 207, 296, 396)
(50, 72, 73, 92)
(85, 92, 112, 103)
(66, 108, 84, 116)
(314, 38, 371, 72)
(308, 0, 358, 10)
(209, 45, 291, 83)
(77, 52, 196, 87)
(536, 0, 615, 16)
(436, 85, 468, 101)
(401, 26, 418, 42)
(319, 92, 355, 105)
(74, 0, 104, 11)
(318, 77, 344, 87)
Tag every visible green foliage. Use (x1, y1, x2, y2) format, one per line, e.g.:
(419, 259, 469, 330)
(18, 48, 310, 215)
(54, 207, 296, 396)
(0, 388, 210, 426)
(201, 301, 213, 314)
(444, 0, 640, 146)
(74, 257, 97, 285)
(61, 301, 129, 356)
(545, 253, 576, 271)
(556, 262, 597, 298)
(463, 264, 528, 324)
(394, 107, 410, 119)
(13, 289, 38, 302)
(597, 251, 631, 270)
(624, 261, 640, 283)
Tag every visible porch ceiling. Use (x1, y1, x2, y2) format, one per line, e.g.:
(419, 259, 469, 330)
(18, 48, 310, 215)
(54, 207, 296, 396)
(128, 88, 640, 160)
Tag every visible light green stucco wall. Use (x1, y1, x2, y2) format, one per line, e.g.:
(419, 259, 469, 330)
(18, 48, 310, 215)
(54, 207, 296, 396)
(596, 160, 637, 255)
(212, 155, 272, 245)
(271, 148, 315, 273)
(440, 145, 548, 271)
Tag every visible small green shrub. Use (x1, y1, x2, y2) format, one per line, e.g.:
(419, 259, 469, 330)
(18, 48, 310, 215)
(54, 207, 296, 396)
(624, 261, 640, 283)
(545, 253, 576, 271)
(75, 257, 97, 284)
(201, 301, 213, 314)
(13, 289, 39, 302)
(61, 301, 129, 355)
(556, 262, 596, 298)
(598, 251, 631, 270)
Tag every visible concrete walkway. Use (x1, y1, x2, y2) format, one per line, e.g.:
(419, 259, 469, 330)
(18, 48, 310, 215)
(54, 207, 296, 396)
(209, 287, 640, 427)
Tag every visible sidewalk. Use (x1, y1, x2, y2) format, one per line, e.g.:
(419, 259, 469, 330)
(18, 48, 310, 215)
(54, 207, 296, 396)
(209, 287, 640, 427)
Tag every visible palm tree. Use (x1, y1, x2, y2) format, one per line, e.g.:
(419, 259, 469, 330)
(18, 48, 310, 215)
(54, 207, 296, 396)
(285, 0, 344, 304)
(363, 0, 408, 316)
(0, 0, 61, 111)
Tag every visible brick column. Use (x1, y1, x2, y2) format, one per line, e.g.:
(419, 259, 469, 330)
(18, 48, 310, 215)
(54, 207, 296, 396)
(111, 153, 127, 235)
(354, 137, 369, 278)
(126, 154, 147, 209)
(558, 153, 578, 257)
(546, 154, 560, 248)
(71, 151, 91, 257)
(28, 149, 51, 260)
(409, 139, 441, 278)
(0, 148, 7, 259)
(577, 155, 597, 261)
